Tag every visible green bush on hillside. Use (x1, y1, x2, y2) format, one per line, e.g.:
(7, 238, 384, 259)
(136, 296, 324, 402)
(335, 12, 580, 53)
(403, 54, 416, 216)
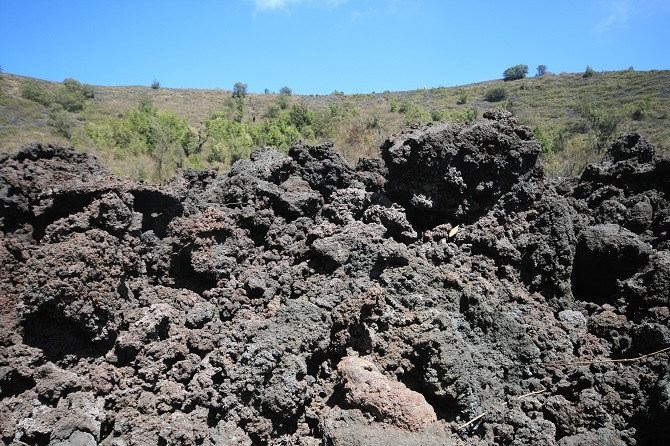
(64, 78, 94, 99)
(48, 104, 76, 138)
(631, 96, 652, 120)
(533, 126, 555, 155)
(21, 78, 94, 111)
(289, 102, 314, 130)
(20, 80, 52, 106)
(233, 82, 247, 98)
(456, 89, 468, 104)
(265, 103, 281, 119)
(503, 64, 528, 81)
(79, 98, 195, 181)
(484, 86, 508, 102)
(574, 97, 621, 153)
(389, 99, 398, 112)
(55, 78, 92, 112)
(276, 93, 290, 110)
(403, 106, 431, 125)
(311, 105, 342, 139)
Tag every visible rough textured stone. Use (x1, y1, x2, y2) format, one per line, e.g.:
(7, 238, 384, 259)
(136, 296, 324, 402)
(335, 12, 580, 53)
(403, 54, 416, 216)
(337, 356, 437, 430)
(1, 123, 669, 445)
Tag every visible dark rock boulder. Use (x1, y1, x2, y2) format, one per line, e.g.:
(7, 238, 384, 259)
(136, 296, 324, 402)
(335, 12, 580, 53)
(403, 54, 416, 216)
(381, 108, 542, 227)
(571, 224, 652, 302)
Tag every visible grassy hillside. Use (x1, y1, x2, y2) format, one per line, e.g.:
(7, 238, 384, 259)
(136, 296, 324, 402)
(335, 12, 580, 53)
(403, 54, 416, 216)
(1, 69, 669, 181)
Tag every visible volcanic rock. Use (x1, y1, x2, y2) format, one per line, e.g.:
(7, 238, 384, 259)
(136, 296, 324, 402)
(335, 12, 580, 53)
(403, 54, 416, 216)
(1, 115, 669, 445)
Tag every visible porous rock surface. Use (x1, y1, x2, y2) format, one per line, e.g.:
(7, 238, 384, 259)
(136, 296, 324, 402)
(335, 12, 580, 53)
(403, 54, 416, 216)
(0, 110, 668, 445)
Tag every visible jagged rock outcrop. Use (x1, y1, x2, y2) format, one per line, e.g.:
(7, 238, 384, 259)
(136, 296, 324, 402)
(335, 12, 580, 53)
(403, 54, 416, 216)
(1, 115, 668, 445)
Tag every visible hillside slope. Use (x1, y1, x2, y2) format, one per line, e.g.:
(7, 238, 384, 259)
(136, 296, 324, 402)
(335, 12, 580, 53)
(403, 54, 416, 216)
(1, 70, 669, 180)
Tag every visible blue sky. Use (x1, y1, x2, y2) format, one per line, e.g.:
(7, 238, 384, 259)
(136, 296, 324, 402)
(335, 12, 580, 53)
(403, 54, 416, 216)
(1, 0, 669, 94)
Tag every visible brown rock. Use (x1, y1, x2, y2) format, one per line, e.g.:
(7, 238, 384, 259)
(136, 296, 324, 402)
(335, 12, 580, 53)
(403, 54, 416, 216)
(337, 356, 437, 431)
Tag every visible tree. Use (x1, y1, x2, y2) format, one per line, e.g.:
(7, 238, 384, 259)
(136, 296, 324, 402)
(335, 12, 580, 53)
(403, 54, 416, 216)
(280, 86, 292, 96)
(151, 79, 160, 90)
(288, 102, 313, 130)
(150, 115, 185, 182)
(276, 93, 290, 110)
(536, 65, 548, 77)
(583, 66, 595, 78)
(503, 64, 528, 81)
(265, 103, 281, 119)
(232, 82, 247, 98)
(55, 78, 89, 112)
(574, 98, 621, 153)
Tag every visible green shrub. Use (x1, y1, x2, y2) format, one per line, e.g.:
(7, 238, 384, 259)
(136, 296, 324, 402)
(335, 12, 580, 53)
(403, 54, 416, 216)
(484, 86, 508, 102)
(53, 87, 85, 112)
(328, 103, 343, 118)
(21, 80, 52, 106)
(151, 79, 160, 90)
(62, 78, 94, 98)
(574, 97, 621, 153)
(533, 126, 555, 155)
(631, 96, 651, 120)
(503, 64, 528, 81)
(232, 82, 247, 98)
(265, 103, 281, 119)
(48, 105, 76, 137)
(583, 66, 595, 78)
(404, 106, 431, 124)
(24, 78, 95, 112)
(459, 108, 477, 122)
(276, 93, 290, 110)
(398, 100, 411, 114)
(456, 89, 467, 105)
(389, 99, 398, 112)
(311, 110, 336, 139)
(279, 86, 292, 96)
(289, 102, 313, 130)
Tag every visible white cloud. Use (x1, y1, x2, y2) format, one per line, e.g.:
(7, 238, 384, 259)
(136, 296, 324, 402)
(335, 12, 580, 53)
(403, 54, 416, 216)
(594, 0, 670, 34)
(253, 0, 348, 11)
(594, 0, 631, 34)
(254, 0, 301, 11)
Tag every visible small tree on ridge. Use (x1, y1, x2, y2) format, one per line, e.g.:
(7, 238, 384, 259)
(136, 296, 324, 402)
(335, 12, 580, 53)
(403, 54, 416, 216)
(232, 82, 247, 98)
(503, 64, 528, 81)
